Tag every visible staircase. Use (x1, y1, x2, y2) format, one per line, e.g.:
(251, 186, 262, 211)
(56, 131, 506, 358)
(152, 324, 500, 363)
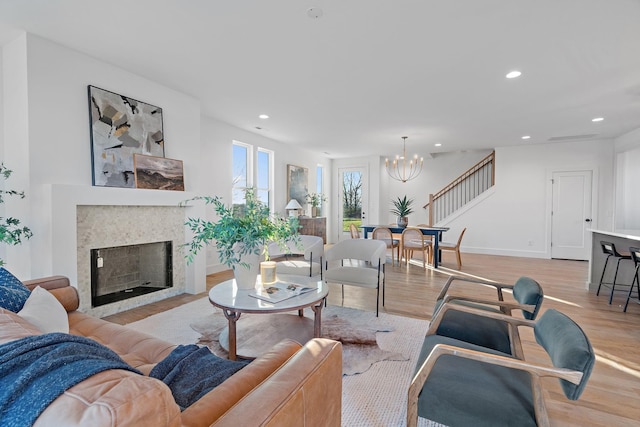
(423, 151, 495, 225)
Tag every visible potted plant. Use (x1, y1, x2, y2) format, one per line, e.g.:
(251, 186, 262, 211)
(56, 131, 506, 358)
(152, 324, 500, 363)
(391, 195, 414, 228)
(0, 163, 32, 266)
(305, 192, 327, 217)
(183, 188, 299, 289)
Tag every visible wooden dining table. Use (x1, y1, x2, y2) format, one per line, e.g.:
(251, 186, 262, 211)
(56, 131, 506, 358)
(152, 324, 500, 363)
(359, 225, 449, 268)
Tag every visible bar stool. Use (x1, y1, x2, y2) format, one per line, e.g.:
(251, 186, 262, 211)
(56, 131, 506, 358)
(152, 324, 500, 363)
(597, 241, 632, 304)
(623, 247, 640, 312)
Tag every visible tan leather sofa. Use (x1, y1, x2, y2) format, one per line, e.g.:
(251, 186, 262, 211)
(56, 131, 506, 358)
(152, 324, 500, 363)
(0, 276, 342, 426)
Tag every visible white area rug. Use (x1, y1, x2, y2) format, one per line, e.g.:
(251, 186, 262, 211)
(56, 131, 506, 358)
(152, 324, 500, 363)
(126, 298, 444, 426)
(189, 304, 408, 376)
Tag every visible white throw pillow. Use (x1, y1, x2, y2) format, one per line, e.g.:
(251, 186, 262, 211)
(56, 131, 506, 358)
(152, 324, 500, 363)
(18, 286, 69, 333)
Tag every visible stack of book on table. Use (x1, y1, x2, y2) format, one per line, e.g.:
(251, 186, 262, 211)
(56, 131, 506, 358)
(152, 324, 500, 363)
(249, 281, 316, 303)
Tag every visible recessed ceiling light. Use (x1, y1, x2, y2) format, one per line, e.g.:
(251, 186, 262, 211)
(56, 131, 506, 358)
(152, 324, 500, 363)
(258, 114, 269, 119)
(521, 135, 531, 140)
(307, 7, 323, 19)
(434, 143, 442, 147)
(592, 117, 604, 122)
(506, 70, 522, 79)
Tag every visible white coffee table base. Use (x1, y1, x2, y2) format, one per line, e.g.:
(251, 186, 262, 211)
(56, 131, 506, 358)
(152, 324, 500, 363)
(219, 313, 314, 360)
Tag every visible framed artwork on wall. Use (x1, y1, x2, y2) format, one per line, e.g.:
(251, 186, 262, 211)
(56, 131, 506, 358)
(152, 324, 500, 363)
(287, 164, 309, 206)
(133, 154, 184, 191)
(88, 85, 165, 188)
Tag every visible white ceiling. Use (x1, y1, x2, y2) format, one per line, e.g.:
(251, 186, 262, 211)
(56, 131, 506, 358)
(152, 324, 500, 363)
(1, 0, 640, 159)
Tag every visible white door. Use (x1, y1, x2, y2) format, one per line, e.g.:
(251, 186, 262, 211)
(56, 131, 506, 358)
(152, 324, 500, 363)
(551, 170, 593, 260)
(338, 167, 368, 240)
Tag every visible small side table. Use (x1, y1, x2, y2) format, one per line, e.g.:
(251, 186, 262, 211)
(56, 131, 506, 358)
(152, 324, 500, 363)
(208, 276, 328, 360)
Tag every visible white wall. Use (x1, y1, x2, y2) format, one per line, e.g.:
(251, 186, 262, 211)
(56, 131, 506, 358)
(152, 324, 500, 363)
(0, 43, 5, 264)
(614, 128, 640, 232)
(384, 150, 493, 225)
(200, 116, 331, 273)
(2, 34, 30, 274)
(440, 140, 615, 258)
(1, 31, 630, 278)
(0, 32, 332, 281)
(2, 33, 204, 281)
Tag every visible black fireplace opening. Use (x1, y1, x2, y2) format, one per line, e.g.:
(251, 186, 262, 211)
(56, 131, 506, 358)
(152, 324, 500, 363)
(91, 241, 173, 307)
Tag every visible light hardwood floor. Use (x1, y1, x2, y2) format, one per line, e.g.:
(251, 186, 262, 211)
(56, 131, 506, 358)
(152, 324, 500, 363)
(105, 252, 640, 426)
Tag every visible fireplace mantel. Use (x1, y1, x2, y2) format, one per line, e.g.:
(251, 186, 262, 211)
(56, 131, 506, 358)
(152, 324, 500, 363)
(50, 184, 207, 316)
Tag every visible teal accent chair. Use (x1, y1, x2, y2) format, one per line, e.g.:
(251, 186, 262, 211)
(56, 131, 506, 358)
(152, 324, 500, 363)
(408, 308, 595, 427)
(432, 276, 543, 357)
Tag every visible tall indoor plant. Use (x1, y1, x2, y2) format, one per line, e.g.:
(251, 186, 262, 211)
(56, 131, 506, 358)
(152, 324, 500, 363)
(183, 188, 299, 288)
(390, 195, 414, 228)
(0, 163, 32, 266)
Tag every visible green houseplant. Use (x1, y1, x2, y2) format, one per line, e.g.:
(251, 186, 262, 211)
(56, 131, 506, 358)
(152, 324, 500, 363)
(390, 195, 414, 228)
(305, 192, 327, 217)
(0, 163, 33, 266)
(183, 188, 299, 288)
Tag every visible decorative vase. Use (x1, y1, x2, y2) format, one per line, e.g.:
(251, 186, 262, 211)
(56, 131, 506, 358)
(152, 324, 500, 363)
(233, 250, 261, 289)
(260, 261, 277, 285)
(312, 206, 319, 217)
(397, 216, 408, 228)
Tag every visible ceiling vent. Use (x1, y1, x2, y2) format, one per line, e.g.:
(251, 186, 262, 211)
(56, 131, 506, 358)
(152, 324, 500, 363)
(547, 134, 598, 142)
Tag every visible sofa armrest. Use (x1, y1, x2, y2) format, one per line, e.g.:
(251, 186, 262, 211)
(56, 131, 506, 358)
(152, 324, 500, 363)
(23, 275, 70, 291)
(180, 339, 303, 426)
(212, 338, 342, 427)
(23, 275, 80, 312)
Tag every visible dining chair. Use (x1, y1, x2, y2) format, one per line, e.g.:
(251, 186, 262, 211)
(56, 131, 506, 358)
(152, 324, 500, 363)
(439, 227, 466, 269)
(324, 239, 387, 316)
(372, 226, 400, 266)
(349, 223, 361, 239)
(401, 227, 432, 268)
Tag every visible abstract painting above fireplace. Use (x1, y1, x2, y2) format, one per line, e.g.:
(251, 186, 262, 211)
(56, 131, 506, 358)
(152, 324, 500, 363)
(88, 85, 165, 188)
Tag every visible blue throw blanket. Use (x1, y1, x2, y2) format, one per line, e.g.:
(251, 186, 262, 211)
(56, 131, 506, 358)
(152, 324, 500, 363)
(0, 333, 141, 427)
(150, 344, 248, 410)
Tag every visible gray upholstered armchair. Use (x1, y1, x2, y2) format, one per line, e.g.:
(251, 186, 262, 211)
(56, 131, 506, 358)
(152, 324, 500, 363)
(267, 235, 324, 278)
(408, 307, 595, 427)
(431, 275, 544, 357)
(324, 239, 386, 316)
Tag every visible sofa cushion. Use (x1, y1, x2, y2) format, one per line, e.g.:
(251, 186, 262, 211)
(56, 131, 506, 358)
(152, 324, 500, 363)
(18, 286, 69, 334)
(0, 308, 41, 345)
(0, 268, 31, 312)
(0, 333, 144, 426)
(68, 311, 176, 374)
(34, 370, 181, 427)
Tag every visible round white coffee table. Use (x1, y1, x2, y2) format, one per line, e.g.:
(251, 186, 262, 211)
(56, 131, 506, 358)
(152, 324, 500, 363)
(208, 275, 328, 360)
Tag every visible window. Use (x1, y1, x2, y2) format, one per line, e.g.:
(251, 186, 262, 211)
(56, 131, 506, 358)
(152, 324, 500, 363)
(257, 148, 274, 208)
(232, 141, 251, 212)
(232, 141, 273, 211)
(316, 164, 324, 207)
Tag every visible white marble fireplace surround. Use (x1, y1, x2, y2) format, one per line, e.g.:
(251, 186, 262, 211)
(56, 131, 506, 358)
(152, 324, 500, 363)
(51, 184, 206, 318)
